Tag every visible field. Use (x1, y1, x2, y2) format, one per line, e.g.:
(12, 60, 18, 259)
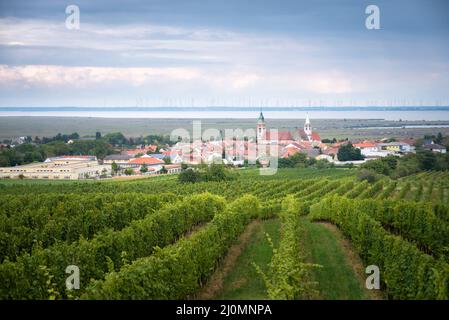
(1, 117, 449, 141)
(0, 167, 448, 300)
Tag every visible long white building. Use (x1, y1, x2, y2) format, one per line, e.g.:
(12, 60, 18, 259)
(0, 156, 111, 180)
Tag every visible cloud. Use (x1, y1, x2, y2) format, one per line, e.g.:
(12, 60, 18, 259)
(0, 65, 201, 87)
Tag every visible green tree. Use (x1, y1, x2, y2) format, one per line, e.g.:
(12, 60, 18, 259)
(111, 162, 119, 175)
(417, 150, 437, 170)
(140, 164, 148, 173)
(337, 143, 364, 161)
(163, 157, 172, 164)
(160, 166, 168, 174)
(178, 168, 200, 183)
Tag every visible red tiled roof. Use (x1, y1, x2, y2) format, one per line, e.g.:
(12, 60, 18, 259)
(265, 131, 293, 141)
(128, 157, 164, 165)
(311, 132, 321, 141)
(354, 142, 376, 148)
(60, 155, 95, 159)
(281, 147, 300, 158)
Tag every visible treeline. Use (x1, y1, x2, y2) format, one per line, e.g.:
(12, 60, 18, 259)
(278, 152, 334, 169)
(360, 151, 449, 179)
(178, 163, 236, 183)
(0, 131, 174, 167)
(0, 140, 113, 167)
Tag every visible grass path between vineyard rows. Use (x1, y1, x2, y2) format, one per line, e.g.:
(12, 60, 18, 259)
(302, 218, 384, 300)
(196, 216, 383, 300)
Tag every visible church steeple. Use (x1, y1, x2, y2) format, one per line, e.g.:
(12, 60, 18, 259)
(257, 111, 266, 142)
(304, 113, 312, 140)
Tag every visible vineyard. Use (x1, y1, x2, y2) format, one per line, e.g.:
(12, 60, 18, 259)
(0, 168, 448, 300)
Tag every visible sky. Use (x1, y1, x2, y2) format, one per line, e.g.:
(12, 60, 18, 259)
(0, 0, 449, 107)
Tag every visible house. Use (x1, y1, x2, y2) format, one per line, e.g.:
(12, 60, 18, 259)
(376, 142, 414, 154)
(423, 143, 447, 153)
(127, 154, 165, 168)
(103, 154, 133, 165)
(44, 155, 98, 164)
(149, 153, 166, 160)
(162, 151, 183, 164)
(316, 154, 334, 162)
(163, 164, 182, 174)
(0, 158, 110, 180)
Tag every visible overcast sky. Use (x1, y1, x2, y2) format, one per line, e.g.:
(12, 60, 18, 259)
(0, 0, 448, 107)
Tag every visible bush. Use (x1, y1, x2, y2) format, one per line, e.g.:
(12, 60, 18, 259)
(357, 169, 378, 183)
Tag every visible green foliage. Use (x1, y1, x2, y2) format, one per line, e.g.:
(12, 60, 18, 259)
(124, 168, 133, 176)
(178, 168, 201, 183)
(255, 195, 319, 299)
(139, 164, 148, 173)
(310, 196, 449, 299)
(178, 164, 234, 183)
(82, 195, 259, 299)
(278, 152, 307, 168)
(337, 143, 364, 161)
(0, 193, 173, 263)
(360, 156, 398, 175)
(0, 193, 225, 299)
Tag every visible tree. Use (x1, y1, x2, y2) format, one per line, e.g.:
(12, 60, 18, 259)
(124, 168, 134, 176)
(204, 163, 229, 182)
(315, 159, 330, 169)
(95, 132, 102, 140)
(337, 143, 364, 161)
(140, 164, 148, 173)
(104, 132, 127, 146)
(178, 168, 200, 183)
(160, 166, 168, 174)
(111, 162, 119, 175)
(278, 152, 308, 168)
(360, 155, 398, 176)
(163, 157, 172, 164)
(417, 150, 437, 171)
(435, 132, 443, 144)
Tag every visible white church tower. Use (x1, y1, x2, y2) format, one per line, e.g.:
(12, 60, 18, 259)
(257, 111, 266, 142)
(304, 113, 312, 141)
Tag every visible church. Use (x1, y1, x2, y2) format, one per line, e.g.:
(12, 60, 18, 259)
(256, 112, 321, 144)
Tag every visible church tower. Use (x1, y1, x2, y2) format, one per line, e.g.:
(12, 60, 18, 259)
(257, 111, 266, 142)
(304, 113, 312, 141)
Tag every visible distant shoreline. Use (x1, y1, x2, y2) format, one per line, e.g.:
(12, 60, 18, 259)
(1, 106, 449, 112)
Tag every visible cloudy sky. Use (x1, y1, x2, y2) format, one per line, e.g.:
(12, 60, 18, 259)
(0, 0, 448, 107)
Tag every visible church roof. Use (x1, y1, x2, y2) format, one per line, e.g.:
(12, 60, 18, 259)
(258, 112, 265, 122)
(265, 131, 293, 141)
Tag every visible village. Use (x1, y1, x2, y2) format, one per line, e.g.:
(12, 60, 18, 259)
(0, 113, 446, 180)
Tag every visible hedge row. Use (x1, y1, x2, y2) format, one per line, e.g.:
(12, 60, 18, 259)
(82, 194, 260, 299)
(0, 193, 225, 299)
(256, 195, 318, 299)
(355, 200, 449, 258)
(310, 195, 449, 299)
(0, 193, 174, 262)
